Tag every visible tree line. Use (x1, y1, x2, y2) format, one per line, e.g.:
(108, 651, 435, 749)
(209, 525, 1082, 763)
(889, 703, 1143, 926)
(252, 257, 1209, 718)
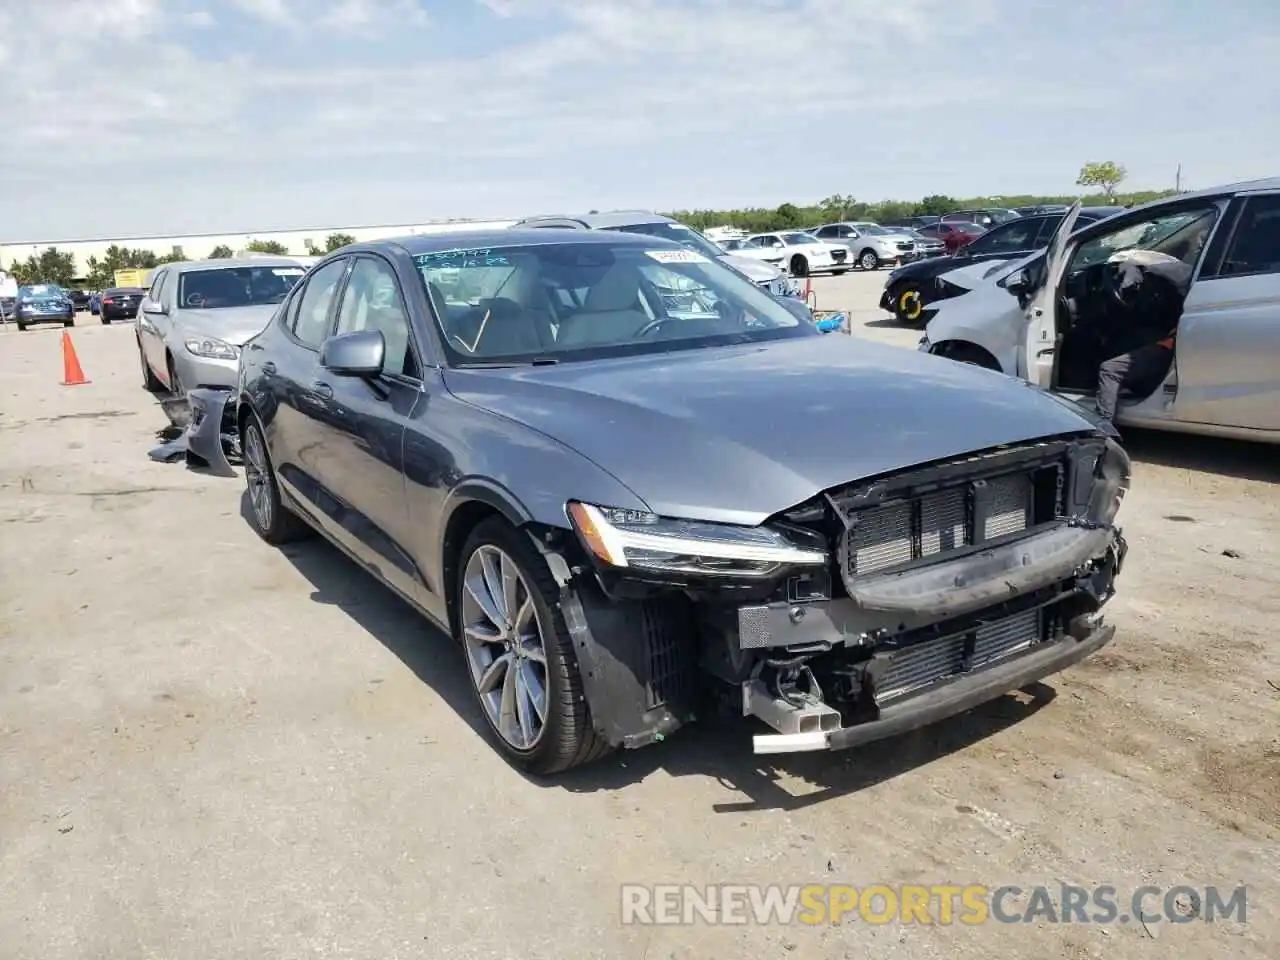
(2, 233, 357, 290)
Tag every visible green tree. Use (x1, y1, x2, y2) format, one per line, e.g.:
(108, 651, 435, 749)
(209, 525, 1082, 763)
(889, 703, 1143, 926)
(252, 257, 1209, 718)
(84, 245, 160, 289)
(1076, 161, 1127, 199)
(12, 247, 76, 286)
(207, 244, 235, 259)
(246, 239, 289, 254)
(155, 245, 186, 264)
(918, 194, 960, 215)
(324, 233, 356, 253)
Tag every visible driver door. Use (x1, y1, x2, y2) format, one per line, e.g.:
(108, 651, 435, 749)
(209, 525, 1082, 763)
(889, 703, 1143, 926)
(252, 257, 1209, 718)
(1020, 201, 1082, 387)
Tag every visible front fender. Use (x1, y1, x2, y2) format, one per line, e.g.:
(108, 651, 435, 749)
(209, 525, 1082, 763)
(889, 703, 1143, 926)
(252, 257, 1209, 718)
(924, 293, 1024, 376)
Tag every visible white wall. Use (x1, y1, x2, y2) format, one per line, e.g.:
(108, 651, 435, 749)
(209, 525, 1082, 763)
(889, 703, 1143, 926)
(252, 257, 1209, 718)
(0, 219, 519, 278)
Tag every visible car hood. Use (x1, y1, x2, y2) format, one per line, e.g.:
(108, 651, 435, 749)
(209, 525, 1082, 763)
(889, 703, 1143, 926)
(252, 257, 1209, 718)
(719, 253, 781, 282)
(173, 305, 280, 345)
(442, 335, 1100, 526)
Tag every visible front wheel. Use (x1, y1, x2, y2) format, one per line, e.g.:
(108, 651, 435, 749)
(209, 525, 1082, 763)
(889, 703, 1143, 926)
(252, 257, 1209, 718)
(832, 268, 849, 276)
(892, 283, 929, 327)
(859, 249, 880, 270)
(242, 417, 312, 544)
(15, 320, 27, 332)
(457, 517, 612, 775)
(789, 254, 809, 278)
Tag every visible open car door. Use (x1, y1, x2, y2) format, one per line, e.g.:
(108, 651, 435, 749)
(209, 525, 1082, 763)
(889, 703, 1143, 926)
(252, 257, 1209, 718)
(1019, 200, 1082, 388)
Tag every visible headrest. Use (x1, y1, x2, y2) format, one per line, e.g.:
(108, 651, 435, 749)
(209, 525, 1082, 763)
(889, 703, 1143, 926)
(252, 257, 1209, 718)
(582, 263, 640, 311)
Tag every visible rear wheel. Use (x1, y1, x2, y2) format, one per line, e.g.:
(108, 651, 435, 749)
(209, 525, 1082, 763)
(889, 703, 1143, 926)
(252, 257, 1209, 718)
(859, 249, 880, 270)
(789, 254, 809, 278)
(242, 417, 312, 544)
(15, 320, 26, 332)
(63, 318, 74, 327)
(457, 517, 612, 775)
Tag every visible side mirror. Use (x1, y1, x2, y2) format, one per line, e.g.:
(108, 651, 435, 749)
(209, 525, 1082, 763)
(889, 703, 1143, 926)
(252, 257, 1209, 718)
(143, 301, 167, 315)
(1003, 269, 1029, 294)
(320, 329, 385, 377)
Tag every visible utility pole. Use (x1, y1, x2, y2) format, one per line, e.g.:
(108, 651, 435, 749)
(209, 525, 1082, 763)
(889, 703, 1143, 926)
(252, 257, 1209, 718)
(1175, 164, 1182, 193)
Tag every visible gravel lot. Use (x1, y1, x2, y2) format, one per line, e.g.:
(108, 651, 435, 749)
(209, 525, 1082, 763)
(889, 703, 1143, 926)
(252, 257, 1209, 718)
(2, 275, 1277, 960)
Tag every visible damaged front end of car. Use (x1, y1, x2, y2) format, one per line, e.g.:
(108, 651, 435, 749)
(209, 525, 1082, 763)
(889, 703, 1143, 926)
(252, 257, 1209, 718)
(540, 432, 1129, 756)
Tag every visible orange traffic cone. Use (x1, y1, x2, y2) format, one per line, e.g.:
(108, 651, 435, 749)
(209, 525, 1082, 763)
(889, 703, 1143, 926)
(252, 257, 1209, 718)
(60, 331, 90, 386)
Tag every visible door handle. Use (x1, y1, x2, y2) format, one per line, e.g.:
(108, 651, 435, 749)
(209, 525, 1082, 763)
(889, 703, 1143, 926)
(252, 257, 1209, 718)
(311, 380, 334, 399)
(261, 361, 276, 376)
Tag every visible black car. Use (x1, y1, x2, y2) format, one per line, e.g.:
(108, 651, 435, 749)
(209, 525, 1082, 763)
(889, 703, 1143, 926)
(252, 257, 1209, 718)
(879, 207, 1127, 326)
(67, 288, 91, 311)
(99, 287, 145, 323)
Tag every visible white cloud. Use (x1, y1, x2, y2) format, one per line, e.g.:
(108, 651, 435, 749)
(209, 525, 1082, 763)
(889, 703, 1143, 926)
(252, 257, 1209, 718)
(0, 0, 1275, 238)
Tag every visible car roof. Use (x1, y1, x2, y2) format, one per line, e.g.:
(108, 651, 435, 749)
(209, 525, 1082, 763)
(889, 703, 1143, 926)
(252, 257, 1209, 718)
(513, 210, 676, 229)
(362, 228, 679, 256)
(158, 255, 305, 272)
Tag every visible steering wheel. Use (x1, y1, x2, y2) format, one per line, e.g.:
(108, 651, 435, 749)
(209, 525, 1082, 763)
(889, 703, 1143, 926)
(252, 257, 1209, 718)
(634, 316, 672, 339)
(1102, 260, 1138, 309)
(184, 292, 206, 308)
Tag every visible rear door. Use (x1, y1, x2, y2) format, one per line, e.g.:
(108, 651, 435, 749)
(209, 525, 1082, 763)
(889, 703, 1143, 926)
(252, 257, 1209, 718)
(1170, 191, 1280, 432)
(1020, 201, 1082, 387)
(304, 254, 427, 601)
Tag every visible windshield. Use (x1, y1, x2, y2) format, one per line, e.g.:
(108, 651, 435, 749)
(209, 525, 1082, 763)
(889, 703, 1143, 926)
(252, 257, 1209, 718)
(783, 232, 819, 245)
(416, 241, 813, 366)
(606, 222, 727, 261)
(177, 265, 306, 309)
(18, 284, 64, 298)
(1070, 210, 1217, 271)
(854, 224, 888, 236)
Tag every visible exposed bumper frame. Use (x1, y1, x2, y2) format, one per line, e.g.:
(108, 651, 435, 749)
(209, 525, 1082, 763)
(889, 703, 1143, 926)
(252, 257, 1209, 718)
(753, 619, 1115, 754)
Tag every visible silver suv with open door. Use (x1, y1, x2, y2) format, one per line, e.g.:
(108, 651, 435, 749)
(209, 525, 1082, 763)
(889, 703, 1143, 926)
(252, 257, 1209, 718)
(921, 178, 1280, 444)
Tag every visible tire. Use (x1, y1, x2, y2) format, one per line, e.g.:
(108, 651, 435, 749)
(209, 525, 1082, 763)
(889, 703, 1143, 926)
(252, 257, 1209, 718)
(859, 249, 880, 271)
(892, 283, 929, 327)
(456, 517, 612, 775)
(16, 321, 27, 332)
(789, 254, 809, 278)
(102, 317, 112, 325)
(167, 355, 184, 398)
(242, 417, 312, 544)
(63, 318, 74, 327)
(832, 269, 849, 276)
(139, 338, 164, 391)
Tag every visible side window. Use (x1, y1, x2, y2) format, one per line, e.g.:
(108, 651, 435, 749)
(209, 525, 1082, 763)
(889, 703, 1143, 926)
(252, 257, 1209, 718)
(1219, 196, 1280, 278)
(816, 225, 835, 238)
(334, 257, 420, 378)
(971, 219, 1040, 254)
(149, 271, 168, 303)
(291, 258, 349, 348)
(1031, 216, 1066, 248)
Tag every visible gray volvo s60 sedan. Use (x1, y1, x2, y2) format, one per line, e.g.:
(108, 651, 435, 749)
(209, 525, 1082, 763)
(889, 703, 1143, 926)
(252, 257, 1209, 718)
(235, 228, 1130, 775)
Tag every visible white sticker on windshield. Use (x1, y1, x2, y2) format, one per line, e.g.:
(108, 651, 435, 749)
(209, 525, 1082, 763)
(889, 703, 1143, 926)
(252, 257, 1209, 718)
(272, 268, 305, 276)
(644, 249, 709, 264)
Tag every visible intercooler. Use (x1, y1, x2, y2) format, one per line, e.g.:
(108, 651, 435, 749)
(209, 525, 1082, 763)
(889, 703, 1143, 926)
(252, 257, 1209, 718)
(842, 471, 1034, 579)
(874, 607, 1045, 704)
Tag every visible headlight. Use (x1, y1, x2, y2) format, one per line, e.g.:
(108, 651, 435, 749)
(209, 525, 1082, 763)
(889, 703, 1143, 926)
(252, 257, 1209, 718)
(1087, 438, 1130, 524)
(566, 502, 828, 577)
(184, 337, 240, 360)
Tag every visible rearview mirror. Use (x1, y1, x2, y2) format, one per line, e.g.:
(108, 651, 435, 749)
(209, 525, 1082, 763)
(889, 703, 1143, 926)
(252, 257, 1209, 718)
(321, 329, 385, 377)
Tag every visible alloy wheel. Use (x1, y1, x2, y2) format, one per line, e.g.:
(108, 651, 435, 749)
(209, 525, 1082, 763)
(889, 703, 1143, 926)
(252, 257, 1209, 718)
(898, 287, 924, 323)
(461, 544, 549, 751)
(243, 424, 274, 532)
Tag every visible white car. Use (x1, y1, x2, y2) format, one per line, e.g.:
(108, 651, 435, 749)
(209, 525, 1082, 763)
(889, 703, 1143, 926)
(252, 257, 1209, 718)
(920, 183, 1280, 444)
(743, 231, 850, 277)
(811, 222, 918, 270)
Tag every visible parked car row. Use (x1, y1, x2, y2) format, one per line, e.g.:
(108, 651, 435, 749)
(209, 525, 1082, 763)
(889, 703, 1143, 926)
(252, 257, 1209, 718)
(904, 177, 1279, 445)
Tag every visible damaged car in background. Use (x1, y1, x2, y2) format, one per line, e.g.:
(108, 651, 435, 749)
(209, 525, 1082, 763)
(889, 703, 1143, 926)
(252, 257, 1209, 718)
(922, 179, 1280, 442)
(137, 255, 309, 473)
(235, 229, 1130, 774)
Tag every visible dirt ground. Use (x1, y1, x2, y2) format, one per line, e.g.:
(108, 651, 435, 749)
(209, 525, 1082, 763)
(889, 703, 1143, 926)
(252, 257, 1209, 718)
(2, 276, 1277, 960)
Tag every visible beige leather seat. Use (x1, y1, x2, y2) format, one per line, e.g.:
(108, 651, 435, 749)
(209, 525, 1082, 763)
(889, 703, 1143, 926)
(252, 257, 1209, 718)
(555, 264, 651, 347)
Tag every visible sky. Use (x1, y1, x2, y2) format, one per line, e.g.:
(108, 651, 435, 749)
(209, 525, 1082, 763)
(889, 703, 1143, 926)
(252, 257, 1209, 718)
(0, 0, 1277, 241)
